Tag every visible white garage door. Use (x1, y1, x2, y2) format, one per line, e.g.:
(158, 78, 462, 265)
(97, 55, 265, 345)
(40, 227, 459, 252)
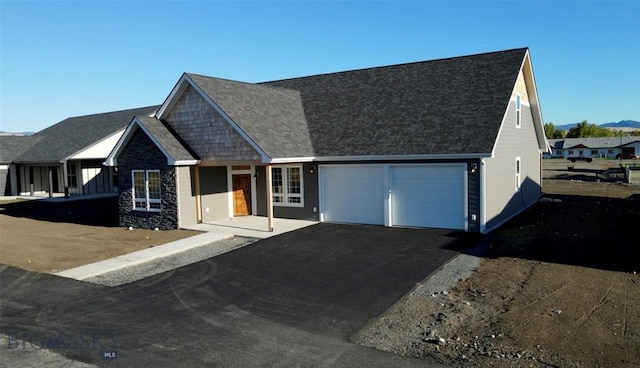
(320, 166, 385, 225)
(320, 164, 466, 230)
(390, 165, 466, 229)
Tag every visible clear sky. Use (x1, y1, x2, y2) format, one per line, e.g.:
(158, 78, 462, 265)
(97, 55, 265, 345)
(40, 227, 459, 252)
(1, 0, 639, 133)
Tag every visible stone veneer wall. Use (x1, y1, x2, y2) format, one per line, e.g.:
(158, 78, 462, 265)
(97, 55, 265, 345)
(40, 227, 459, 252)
(118, 128, 179, 230)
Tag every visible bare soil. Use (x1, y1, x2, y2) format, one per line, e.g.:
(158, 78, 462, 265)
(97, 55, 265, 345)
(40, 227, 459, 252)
(0, 197, 200, 273)
(354, 159, 640, 368)
(1, 160, 639, 368)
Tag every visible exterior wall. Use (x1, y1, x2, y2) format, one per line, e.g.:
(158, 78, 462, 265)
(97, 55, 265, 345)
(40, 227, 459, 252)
(199, 166, 229, 222)
(176, 166, 197, 227)
(513, 69, 530, 104)
(0, 165, 8, 196)
(165, 85, 261, 161)
(252, 160, 482, 231)
(256, 163, 320, 221)
(484, 96, 542, 233)
(466, 160, 481, 232)
(117, 128, 178, 230)
(17, 165, 62, 195)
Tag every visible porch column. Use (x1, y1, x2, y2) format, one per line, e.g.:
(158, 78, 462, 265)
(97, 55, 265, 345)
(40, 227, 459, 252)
(266, 165, 274, 232)
(195, 165, 202, 223)
(48, 166, 53, 198)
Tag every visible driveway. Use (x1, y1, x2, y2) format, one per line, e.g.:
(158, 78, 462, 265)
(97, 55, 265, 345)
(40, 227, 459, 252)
(0, 223, 478, 367)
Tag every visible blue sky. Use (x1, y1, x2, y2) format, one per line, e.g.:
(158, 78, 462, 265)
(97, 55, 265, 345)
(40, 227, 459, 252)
(1, 0, 639, 133)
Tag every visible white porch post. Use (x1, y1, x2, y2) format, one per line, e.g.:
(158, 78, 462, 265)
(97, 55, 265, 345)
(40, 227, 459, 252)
(48, 166, 54, 198)
(195, 165, 202, 223)
(266, 165, 274, 232)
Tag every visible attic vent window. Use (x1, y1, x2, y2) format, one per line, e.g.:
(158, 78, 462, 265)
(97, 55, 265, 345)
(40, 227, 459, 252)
(516, 94, 522, 128)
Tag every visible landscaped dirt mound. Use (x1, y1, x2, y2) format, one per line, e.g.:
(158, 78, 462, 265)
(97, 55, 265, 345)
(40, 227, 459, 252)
(354, 177, 640, 368)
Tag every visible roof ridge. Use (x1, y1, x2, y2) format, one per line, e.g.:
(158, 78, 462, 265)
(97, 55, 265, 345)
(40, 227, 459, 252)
(186, 73, 300, 94)
(62, 104, 161, 121)
(260, 47, 529, 84)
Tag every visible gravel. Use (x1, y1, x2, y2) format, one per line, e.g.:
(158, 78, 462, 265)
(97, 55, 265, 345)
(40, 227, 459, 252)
(80, 236, 258, 287)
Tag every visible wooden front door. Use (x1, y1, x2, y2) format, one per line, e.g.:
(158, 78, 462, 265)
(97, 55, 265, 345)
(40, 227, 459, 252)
(232, 174, 252, 216)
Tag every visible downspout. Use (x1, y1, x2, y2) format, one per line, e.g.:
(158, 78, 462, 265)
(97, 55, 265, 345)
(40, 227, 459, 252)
(194, 164, 202, 223)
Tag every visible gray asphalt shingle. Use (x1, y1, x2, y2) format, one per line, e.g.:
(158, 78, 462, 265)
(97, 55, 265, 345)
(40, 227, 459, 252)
(135, 116, 197, 162)
(186, 48, 528, 159)
(15, 105, 160, 163)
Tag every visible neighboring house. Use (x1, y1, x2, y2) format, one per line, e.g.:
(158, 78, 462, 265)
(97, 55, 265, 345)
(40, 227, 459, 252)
(106, 47, 549, 233)
(2, 106, 159, 197)
(547, 137, 640, 159)
(0, 135, 41, 195)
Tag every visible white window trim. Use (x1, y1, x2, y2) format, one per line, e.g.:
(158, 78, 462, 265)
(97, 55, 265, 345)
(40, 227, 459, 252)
(515, 156, 521, 192)
(271, 164, 304, 207)
(67, 161, 78, 188)
(132, 169, 162, 212)
(515, 94, 522, 129)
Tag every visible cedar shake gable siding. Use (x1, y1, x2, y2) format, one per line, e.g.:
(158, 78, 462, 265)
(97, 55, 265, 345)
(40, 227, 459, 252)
(186, 74, 314, 159)
(164, 84, 261, 162)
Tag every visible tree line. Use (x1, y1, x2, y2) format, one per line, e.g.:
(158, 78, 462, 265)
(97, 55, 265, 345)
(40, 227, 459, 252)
(544, 120, 640, 139)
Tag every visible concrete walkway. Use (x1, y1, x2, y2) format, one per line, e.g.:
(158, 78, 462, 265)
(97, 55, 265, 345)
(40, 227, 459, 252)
(184, 215, 319, 238)
(55, 215, 318, 286)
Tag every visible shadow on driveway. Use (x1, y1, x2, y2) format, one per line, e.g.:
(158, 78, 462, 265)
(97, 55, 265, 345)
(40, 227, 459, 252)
(1, 223, 479, 367)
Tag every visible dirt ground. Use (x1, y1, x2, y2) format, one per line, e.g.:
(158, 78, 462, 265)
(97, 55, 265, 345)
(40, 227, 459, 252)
(0, 197, 200, 273)
(355, 159, 640, 368)
(1, 160, 639, 367)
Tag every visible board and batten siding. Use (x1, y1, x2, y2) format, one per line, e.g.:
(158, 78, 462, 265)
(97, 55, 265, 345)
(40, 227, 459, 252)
(483, 87, 542, 233)
(164, 85, 262, 162)
(176, 166, 197, 227)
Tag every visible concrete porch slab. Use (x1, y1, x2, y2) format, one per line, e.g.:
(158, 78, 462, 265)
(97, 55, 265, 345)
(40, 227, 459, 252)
(183, 216, 319, 239)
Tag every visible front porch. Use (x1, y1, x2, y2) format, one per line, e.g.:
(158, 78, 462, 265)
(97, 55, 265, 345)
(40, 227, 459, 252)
(182, 215, 318, 239)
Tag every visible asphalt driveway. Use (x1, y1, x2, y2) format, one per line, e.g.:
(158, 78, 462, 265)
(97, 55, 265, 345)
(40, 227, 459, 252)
(0, 223, 478, 367)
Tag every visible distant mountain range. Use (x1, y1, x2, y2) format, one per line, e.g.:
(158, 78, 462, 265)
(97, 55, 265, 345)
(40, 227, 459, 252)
(554, 120, 640, 131)
(0, 131, 35, 136)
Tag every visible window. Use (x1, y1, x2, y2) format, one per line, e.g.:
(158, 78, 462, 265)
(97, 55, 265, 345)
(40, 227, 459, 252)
(515, 94, 521, 128)
(67, 162, 78, 187)
(608, 149, 614, 154)
(556, 150, 562, 155)
(112, 167, 119, 189)
(591, 150, 598, 155)
(132, 170, 161, 211)
(568, 150, 574, 155)
(271, 165, 303, 206)
(515, 157, 521, 192)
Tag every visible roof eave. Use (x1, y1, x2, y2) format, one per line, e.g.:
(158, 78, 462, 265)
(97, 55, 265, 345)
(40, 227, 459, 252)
(269, 153, 492, 164)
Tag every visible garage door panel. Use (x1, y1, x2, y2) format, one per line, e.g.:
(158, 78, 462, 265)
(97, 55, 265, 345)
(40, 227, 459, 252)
(391, 166, 465, 230)
(321, 166, 384, 225)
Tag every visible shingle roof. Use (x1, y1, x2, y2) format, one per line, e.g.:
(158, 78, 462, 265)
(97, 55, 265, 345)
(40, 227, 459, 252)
(186, 74, 313, 158)
(14, 105, 160, 163)
(262, 48, 528, 157)
(549, 137, 639, 149)
(0, 136, 42, 164)
(135, 116, 197, 162)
